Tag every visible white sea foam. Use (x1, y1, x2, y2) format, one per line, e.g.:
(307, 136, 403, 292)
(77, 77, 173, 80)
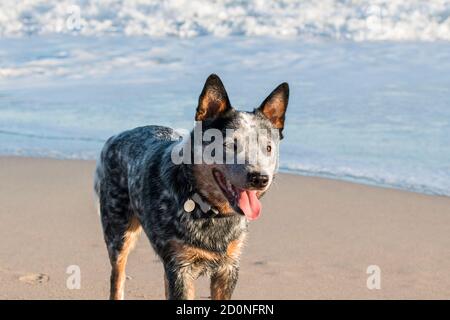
(1, 0, 449, 41)
(280, 162, 450, 197)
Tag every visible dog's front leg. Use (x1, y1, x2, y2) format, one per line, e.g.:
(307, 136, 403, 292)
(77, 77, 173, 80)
(164, 264, 196, 300)
(210, 263, 239, 300)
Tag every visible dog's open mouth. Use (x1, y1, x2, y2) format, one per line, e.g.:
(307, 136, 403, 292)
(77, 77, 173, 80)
(212, 169, 261, 220)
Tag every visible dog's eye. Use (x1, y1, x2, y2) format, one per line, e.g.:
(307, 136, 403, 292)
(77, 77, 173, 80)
(266, 145, 272, 153)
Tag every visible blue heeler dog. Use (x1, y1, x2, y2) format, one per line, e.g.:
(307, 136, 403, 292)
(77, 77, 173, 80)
(94, 74, 289, 300)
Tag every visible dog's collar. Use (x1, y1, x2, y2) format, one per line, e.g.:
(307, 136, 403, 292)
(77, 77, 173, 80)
(184, 193, 220, 216)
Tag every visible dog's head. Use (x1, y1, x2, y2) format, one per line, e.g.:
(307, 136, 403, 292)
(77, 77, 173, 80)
(191, 74, 289, 220)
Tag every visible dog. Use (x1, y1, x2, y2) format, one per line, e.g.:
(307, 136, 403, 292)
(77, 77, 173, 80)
(94, 74, 289, 300)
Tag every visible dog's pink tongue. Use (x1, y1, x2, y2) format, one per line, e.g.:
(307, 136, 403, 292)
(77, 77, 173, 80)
(237, 190, 261, 220)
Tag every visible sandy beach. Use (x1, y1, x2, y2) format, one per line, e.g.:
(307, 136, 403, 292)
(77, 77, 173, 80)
(0, 156, 449, 299)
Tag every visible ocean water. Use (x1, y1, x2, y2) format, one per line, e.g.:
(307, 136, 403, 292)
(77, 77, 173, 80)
(1, 1, 450, 197)
(1, 0, 450, 41)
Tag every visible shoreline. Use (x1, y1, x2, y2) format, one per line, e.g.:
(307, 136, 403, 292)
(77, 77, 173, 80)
(1, 156, 449, 299)
(1, 154, 448, 200)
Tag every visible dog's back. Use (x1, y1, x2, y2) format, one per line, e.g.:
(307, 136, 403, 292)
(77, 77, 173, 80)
(94, 125, 178, 199)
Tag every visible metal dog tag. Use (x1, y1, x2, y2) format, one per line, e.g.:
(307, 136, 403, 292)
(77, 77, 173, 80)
(183, 199, 196, 213)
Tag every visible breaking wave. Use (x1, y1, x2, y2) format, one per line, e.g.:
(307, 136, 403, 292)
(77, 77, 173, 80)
(1, 0, 450, 41)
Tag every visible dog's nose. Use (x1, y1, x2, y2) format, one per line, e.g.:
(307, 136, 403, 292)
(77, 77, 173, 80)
(247, 172, 269, 188)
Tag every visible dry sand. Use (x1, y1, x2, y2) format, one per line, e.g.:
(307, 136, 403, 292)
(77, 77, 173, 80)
(0, 156, 449, 299)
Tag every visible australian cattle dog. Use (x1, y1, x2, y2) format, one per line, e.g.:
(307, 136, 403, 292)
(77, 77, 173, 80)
(94, 74, 289, 299)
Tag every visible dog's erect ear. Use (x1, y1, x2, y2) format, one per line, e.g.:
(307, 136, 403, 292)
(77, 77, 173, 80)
(196, 74, 231, 121)
(257, 82, 289, 135)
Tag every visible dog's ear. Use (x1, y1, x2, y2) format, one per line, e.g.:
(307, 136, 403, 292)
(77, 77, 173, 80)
(256, 82, 289, 136)
(196, 74, 231, 121)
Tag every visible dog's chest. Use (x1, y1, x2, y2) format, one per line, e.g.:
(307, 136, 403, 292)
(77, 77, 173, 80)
(182, 211, 248, 251)
(129, 166, 247, 253)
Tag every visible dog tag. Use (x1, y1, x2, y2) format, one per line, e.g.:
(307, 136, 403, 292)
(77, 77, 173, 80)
(183, 199, 196, 213)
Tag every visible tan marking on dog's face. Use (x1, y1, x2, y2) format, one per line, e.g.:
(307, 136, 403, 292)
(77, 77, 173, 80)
(192, 164, 235, 214)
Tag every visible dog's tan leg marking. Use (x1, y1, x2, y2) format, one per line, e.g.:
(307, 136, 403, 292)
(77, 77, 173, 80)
(164, 272, 196, 300)
(211, 267, 232, 300)
(192, 165, 235, 215)
(226, 238, 244, 260)
(109, 216, 142, 300)
(164, 240, 224, 300)
(211, 237, 244, 300)
(164, 273, 169, 299)
(184, 277, 196, 300)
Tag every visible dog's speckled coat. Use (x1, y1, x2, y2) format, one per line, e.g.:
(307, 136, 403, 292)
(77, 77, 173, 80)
(95, 74, 289, 300)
